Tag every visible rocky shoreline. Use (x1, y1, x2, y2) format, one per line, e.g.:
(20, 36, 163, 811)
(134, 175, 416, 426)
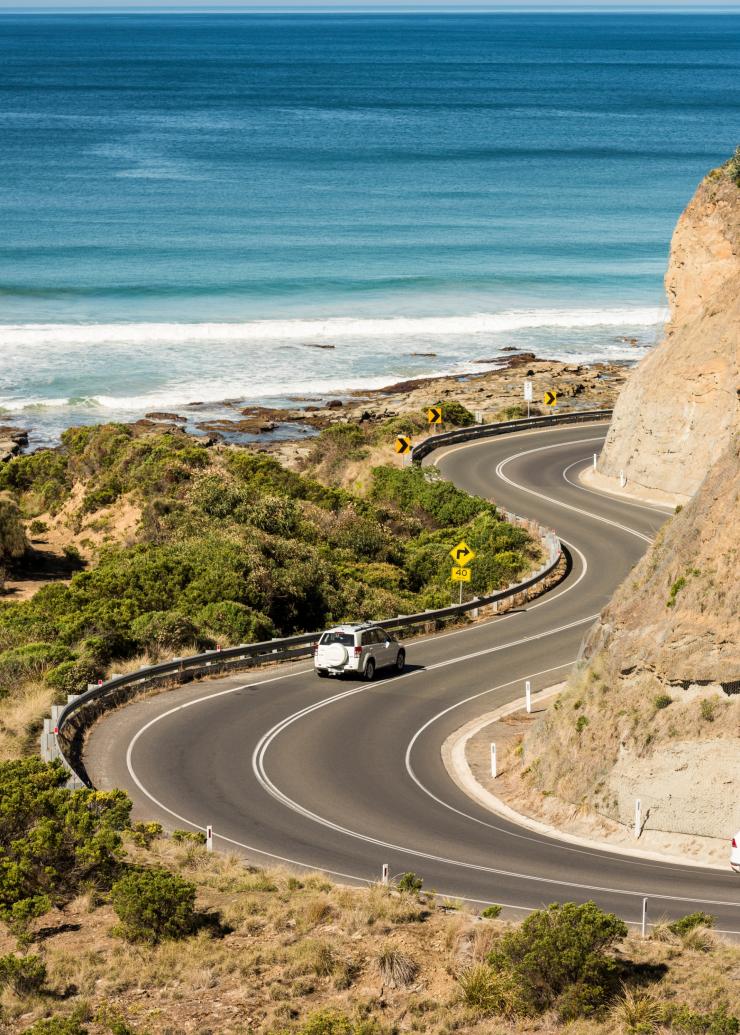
(1, 350, 634, 463)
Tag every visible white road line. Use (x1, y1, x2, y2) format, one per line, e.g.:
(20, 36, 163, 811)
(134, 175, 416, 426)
(493, 438, 655, 545)
(562, 457, 674, 515)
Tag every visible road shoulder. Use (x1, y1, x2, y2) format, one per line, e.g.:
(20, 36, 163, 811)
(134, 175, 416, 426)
(443, 684, 729, 872)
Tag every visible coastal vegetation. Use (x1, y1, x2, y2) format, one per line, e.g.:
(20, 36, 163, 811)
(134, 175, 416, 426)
(0, 421, 538, 755)
(0, 759, 737, 1034)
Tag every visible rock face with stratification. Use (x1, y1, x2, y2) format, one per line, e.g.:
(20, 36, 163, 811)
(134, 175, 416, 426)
(520, 158, 740, 848)
(598, 159, 740, 501)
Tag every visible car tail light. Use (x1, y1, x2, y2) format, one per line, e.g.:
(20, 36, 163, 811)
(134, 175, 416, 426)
(354, 645, 362, 656)
(313, 645, 318, 655)
(733, 837, 737, 848)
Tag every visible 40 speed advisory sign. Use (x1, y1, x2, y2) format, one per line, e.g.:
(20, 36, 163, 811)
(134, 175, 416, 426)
(451, 566, 471, 582)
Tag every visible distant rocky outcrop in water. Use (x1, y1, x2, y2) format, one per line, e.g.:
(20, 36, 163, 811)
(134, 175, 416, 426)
(597, 156, 740, 501)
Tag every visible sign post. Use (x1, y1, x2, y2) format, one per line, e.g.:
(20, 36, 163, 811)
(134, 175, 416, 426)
(523, 379, 533, 418)
(450, 541, 476, 605)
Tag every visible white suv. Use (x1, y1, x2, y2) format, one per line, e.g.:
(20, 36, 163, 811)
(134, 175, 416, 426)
(314, 624, 405, 681)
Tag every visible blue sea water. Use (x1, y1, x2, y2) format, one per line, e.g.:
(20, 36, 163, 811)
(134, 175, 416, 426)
(0, 12, 738, 442)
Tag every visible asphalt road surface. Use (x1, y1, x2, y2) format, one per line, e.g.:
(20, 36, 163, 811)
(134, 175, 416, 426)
(85, 423, 740, 933)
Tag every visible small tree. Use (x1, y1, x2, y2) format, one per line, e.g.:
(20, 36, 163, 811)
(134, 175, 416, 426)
(111, 868, 197, 943)
(488, 901, 627, 1018)
(0, 953, 47, 995)
(0, 758, 131, 933)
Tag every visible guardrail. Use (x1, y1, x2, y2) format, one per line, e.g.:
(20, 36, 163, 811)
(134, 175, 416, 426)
(48, 409, 612, 786)
(411, 409, 613, 463)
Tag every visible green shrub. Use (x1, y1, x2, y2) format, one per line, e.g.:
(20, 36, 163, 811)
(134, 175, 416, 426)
(299, 1010, 353, 1035)
(0, 642, 73, 682)
(130, 610, 203, 656)
(397, 872, 423, 894)
(481, 904, 502, 919)
(28, 520, 48, 536)
(667, 575, 686, 608)
(129, 821, 163, 848)
(662, 1002, 739, 1034)
(62, 544, 85, 569)
(667, 911, 715, 936)
(0, 952, 46, 994)
(654, 694, 673, 710)
(0, 758, 130, 924)
(431, 399, 476, 427)
(700, 698, 717, 722)
(575, 715, 589, 734)
(197, 600, 276, 645)
(171, 829, 207, 845)
(23, 1017, 89, 1035)
(111, 868, 197, 943)
(0, 491, 28, 564)
(45, 658, 99, 695)
(488, 901, 627, 1017)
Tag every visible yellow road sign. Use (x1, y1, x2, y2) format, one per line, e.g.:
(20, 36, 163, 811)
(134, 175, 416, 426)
(395, 435, 412, 454)
(451, 566, 471, 582)
(427, 406, 443, 425)
(544, 390, 558, 407)
(450, 540, 476, 565)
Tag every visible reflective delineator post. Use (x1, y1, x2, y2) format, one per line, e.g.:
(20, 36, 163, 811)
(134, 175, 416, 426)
(641, 897, 648, 938)
(634, 799, 641, 839)
(206, 825, 213, 852)
(525, 681, 532, 714)
(593, 453, 597, 470)
(620, 469, 626, 488)
(490, 743, 497, 779)
(381, 863, 389, 886)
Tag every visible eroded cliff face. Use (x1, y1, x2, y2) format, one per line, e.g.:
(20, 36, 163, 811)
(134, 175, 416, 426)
(520, 160, 740, 846)
(523, 437, 740, 841)
(598, 162, 740, 500)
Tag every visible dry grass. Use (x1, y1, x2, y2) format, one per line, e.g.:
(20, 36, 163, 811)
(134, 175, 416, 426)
(0, 681, 55, 761)
(0, 839, 737, 1035)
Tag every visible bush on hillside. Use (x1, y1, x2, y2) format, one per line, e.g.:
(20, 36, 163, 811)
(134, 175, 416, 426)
(196, 601, 276, 645)
(0, 758, 131, 930)
(430, 399, 476, 427)
(23, 1018, 89, 1035)
(0, 952, 47, 995)
(0, 491, 28, 568)
(488, 901, 628, 1019)
(111, 868, 197, 944)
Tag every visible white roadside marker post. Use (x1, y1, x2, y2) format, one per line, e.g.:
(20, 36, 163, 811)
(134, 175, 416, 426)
(525, 680, 532, 714)
(634, 799, 641, 839)
(490, 743, 497, 779)
(593, 453, 597, 471)
(619, 469, 626, 488)
(381, 864, 389, 886)
(206, 825, 213, 853)
(641, 897, 649, 938)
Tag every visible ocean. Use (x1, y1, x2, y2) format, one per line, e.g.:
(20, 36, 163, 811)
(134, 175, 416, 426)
(0, 11, 738, 445)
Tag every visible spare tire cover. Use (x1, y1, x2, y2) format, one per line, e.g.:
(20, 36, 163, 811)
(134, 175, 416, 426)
(325, 643, 349, 667)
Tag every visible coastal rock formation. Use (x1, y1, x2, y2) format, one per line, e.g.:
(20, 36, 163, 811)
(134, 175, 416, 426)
(597, 159, 740, 500)
(523, 437, 739, 842)
(517, 159, 740, 851)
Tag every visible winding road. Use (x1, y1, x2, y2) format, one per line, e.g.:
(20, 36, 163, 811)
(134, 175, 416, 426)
(85, 423, 740, 933)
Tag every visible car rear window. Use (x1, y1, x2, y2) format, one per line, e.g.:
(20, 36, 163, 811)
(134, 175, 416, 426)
(320, 632, 353, 646)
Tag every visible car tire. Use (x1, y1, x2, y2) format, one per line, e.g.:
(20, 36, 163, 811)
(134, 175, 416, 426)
(364, 658, 376, 682)
(316, 669, 329, 678)
(395, 649, 405, 672)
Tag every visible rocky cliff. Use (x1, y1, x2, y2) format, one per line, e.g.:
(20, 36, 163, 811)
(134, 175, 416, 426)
(519, 158, 740, 850)
(597, 156, 740, 501)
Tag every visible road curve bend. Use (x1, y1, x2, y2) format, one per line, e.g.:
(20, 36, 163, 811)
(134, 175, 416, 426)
(85, 423, 740, 932)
